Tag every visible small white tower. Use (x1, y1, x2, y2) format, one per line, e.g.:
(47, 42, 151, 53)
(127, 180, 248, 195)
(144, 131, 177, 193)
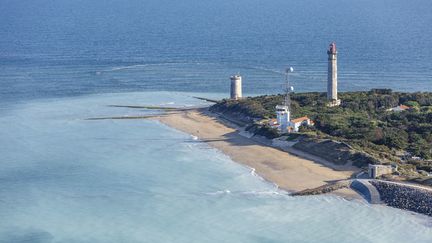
(276, 67, 294, 133)
(276, 105, 290, 132)
(230, 75, 242, 100)
(327, 42, 341, 106)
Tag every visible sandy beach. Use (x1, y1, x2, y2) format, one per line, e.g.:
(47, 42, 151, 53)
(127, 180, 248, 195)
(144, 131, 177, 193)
(155, 108, 362, 200)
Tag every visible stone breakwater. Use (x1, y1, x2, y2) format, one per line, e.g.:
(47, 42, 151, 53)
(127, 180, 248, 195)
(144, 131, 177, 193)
(370, 181, 432, 217)
(291, 180, 351, 196)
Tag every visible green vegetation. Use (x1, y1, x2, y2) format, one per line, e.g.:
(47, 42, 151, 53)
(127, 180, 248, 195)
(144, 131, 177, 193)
(211, 89, 432, 174)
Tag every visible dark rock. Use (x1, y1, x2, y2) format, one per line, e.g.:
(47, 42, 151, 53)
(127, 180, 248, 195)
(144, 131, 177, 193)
(370, 181, 432, 217)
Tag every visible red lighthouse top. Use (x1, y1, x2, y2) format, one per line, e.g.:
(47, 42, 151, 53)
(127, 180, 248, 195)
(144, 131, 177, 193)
(328, 42, 337, 54)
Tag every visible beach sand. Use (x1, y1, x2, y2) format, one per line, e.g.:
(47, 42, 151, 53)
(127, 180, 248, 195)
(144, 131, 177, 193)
(155, 109, 362, 200)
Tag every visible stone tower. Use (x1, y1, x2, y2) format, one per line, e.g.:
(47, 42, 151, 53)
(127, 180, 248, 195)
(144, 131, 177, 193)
(230, 75, 242, 100)
(327, 42, 341, 106)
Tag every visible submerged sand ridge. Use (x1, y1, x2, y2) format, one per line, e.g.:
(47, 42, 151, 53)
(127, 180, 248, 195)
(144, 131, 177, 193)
(154, 108, 361, 199)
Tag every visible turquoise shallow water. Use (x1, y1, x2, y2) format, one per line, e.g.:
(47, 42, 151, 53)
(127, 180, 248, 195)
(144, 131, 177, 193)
(0, 92, 431, 242)
(1, 0, 432, 241)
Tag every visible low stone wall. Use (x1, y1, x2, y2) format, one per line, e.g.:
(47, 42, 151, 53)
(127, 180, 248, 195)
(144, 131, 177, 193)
(292, 138, 379, 167)
(350, 180, 382, 204)
(370, 181, 432, 217)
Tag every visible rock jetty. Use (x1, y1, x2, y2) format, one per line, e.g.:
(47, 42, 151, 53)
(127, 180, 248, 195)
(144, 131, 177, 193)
(370, 181, 432, 217)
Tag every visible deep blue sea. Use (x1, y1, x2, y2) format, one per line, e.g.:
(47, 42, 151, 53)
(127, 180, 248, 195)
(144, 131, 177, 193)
(1, 0, 431, 104)
(1, 0, 432, 242)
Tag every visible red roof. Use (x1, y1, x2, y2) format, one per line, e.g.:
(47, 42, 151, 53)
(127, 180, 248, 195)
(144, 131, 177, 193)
(268, 118, 278, 125)
(291, 116, 310, 124)
(399, 105, 410, 110)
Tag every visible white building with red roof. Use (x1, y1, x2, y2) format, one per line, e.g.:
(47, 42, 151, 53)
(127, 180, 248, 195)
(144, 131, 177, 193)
(388, 105, 410, 112)
(290, 116, 314, 132)
(268, 116, 314, 133)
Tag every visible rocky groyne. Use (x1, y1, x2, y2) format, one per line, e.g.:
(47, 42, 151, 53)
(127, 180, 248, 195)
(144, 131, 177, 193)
(370, 181, 432, 217)
(291, 180, 351, 196)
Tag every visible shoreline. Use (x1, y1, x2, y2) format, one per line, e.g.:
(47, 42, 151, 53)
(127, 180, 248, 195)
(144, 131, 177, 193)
(153, 108, 363, 201)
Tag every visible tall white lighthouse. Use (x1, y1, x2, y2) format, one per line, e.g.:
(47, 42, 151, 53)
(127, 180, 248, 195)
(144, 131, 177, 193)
(327, 42, 341, 106)
(230, 75, 242, 100)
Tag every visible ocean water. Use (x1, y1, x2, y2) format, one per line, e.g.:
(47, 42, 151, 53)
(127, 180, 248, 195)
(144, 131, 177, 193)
(1, 0, 432, 242)
(0, 92, 431, 243)
(1, 0, 432, 104)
